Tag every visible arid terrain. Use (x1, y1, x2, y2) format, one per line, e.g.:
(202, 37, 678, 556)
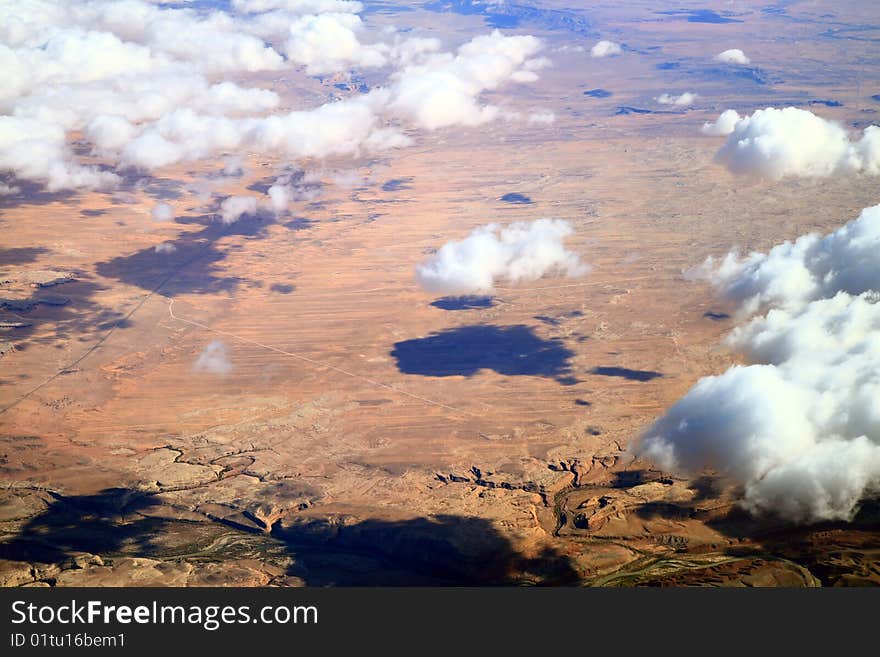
(1, 1, 879, 586)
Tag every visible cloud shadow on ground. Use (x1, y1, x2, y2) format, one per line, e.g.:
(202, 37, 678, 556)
(590, 366, 663, 382)
(430, 296, 495, 311)
(391, 324, 577, 383)
(0, 488, 579, 586)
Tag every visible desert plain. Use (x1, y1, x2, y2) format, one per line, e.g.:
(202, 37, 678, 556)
(1, 0, 879, 586)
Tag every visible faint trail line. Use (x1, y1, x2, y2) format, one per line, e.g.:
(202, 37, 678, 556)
(496, 275, 655, 292)
(331, 277, 643, 297)
(495, 281, 601, 292)
(0, 222, 237, 417)
(0, 286, 157, 416)
(166, 299, 473, 418)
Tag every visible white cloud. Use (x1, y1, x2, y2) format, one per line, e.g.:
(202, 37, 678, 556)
(0, 115, 118, 191)
(232, 0, 363, 13)
(154, 242, 177, 253)
(386, 30, 544, 130)
(656, 92, 697, 106)
(284, 12, 387, 75)
(193, 340, 233, 375)
(702, 107, 880, 178)
(637, 204, 880, 523)
(638, 356, 880, 522)
(715, 48, 750, 65)
(415, 218, 588, 295)
(694, 204, 880, 314)
(219, 195, 259, 224)
(590, 40, 621, 58)
(151, 202, 175, 222)
(0, 3, 548, 191)
(528, 110, 555, 124)
(222, 157, 246, 177)
(700, 109, 741, 136)
(267, 183, 292, 213)
(86, 114, 138, 154)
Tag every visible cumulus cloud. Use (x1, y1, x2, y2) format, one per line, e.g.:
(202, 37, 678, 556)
(700, 109, 741, 136)
(151, 202, 175, 222)
(267, 183, 292, 213)
(694, 204, 880, 314)
(219, 195, 260, 224)
(706, 107, 880, 178)
(0, 2, 548, 191)
(590, 40, 621, 58)
(715, 48, 750, 65)
(528, 110, 556, 124)
(0, 116, 118, 191)
(115, 93, 408, 171)
(415, 218, 588, 295)
(154, 242, 177, 254)
(232, 0, 363, 13)
(265, 171, 321, 212)
(284, 12, 387, 75)
(193, 340, 233, 375)
(656, 92, 697, 107)
(386, 30, 545, 130)
(636, 204, 880, 522)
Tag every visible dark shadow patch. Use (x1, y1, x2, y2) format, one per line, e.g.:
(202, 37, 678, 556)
(246, 170, 319, 199)
(534, 315, 561, 326)
(0, 247, 49, 267)
(590, 366, 663, 382)
(500, 192, 532, 204)
(172, 212, 215, 226)
(95, 212, 272, 297)
(634, 501, 694, 520)
(422, 0, 592, 35)
(0, 178, 80, 209)
(0, 276, 128, 349)
(583, 88, 612, 99)
(270, 283, 295, 294)
(611, 469, 664, 488)
(615, 106, 656, 115)
(391, 324, 576, 382)
(333, 80, 370, 94)
(656, 61, 681, 70)
(79, 209, 108, 217)
(810, 99, 843, 107)
(689, 475, 724, 502)
(486, 13, 519, 28)
(283, 217, 313, 231)
(136, 177, 186, 201)
(704, 311, 730, 321)
(275, 514, 578, 585)
(574, 399, 591, 407)
(381, 177, 413, 192)
(0, 489, 166, 564)
(0, 488, 579, 586)
(656, 9, 742, 24)
(430, 295, 495, 311)
(246, 180, 272, 194)
(701, 65, 771, 86)
(819, 25, 880, 43)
